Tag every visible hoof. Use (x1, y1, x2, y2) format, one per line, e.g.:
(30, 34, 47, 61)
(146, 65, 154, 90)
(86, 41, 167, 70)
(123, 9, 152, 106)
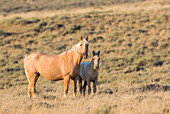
(64, 94, 67, 98)
(27, 94, 31, 98)
(32, 94, 37, 98)
(73, 94, 76, 99)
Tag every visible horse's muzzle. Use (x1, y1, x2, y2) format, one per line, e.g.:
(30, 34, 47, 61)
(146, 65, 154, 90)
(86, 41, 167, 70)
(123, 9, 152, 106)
(83, 54, 88, 59)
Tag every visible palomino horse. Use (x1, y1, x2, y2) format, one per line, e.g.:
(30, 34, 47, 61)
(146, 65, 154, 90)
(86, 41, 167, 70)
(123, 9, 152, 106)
(79, 50, 100, 96)
(24, 36, 89, 98)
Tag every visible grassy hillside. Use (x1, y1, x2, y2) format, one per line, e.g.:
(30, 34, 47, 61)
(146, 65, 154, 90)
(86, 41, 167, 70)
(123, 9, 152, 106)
(0, 0, 146, 14)
(0, 0, 170, 113)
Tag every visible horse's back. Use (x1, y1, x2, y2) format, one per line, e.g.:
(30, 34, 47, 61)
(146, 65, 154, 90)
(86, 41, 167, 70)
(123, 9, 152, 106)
(25, 52, 61, 63)
(24, 52, 65, 80)
(25, 52, 42, 61)
(24, 52, 55, 68)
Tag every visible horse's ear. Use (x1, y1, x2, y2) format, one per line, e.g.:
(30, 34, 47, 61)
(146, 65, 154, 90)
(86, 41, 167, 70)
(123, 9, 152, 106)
(80, 36, 83, 41)
(98, 50, 100, 55)
(85, 36, 88, 41)
(92, 51, 95, 56)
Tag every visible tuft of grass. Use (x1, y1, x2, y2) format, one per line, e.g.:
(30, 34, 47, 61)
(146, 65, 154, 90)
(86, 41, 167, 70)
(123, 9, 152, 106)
(93, 105, 111, 114)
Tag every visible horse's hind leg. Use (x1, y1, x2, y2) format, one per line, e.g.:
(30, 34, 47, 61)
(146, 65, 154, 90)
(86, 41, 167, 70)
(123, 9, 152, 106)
(25, 71, 38, 98)
(34, 72, 40, 93)
(25, 68, 31, 98)
(27, 81, 31, 98)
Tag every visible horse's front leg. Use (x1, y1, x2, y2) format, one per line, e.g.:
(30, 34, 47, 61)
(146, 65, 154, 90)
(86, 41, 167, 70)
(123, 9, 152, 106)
(64, 75, 70, 98)
(72, 78, 77, 98)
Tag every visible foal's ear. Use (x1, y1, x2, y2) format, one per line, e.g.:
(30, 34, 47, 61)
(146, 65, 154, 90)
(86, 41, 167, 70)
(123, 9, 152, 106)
(92, 51, 95, 56)
(98, 50, 100, 55)
(85, 36, 88, 41)
(80, 36, 83, 41)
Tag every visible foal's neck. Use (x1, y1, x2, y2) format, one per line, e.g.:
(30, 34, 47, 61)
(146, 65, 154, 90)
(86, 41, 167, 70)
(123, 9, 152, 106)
(89, 58, 95, 71)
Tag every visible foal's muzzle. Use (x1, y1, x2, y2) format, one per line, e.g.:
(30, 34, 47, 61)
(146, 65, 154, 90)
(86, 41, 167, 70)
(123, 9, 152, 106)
(95, 65, 99, 69)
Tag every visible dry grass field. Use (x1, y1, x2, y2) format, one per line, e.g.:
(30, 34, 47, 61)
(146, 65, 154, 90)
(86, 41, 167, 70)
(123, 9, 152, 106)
(0, 0, 170, 114)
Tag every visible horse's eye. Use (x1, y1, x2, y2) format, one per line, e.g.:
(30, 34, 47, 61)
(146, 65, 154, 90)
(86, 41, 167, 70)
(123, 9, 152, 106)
(80, 44, 82, 46)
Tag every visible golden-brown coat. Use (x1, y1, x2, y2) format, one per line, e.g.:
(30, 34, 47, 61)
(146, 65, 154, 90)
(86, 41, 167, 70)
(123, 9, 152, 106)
(24, 36, 89, 98)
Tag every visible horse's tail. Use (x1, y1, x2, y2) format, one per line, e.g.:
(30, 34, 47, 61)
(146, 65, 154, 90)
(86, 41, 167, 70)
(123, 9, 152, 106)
(24, 55, 29, 80)
(24, 55, 27, 63)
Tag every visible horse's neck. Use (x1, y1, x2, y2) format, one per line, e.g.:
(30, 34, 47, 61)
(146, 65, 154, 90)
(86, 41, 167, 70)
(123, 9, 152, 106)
(69, 48, 82, 66)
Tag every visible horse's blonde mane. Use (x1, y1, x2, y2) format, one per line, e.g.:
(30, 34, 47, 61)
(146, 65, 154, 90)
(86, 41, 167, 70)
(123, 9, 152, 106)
(73, 39, 89, 54)
(73, 42, 81, 54)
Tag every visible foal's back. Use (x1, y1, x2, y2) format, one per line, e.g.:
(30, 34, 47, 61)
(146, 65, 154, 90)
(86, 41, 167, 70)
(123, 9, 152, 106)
(80, 62, 89, 80)
(80, 62, 98, 81)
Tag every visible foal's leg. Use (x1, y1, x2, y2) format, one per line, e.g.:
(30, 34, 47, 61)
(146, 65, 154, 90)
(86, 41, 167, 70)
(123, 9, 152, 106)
(83, 81, 87, 96)
(64, 75, 70, 98)
(93, 80, 97, 94)
(87, 80, 91, 95)
(72, 78, 77, 98)
(78, 76, 82, 95)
